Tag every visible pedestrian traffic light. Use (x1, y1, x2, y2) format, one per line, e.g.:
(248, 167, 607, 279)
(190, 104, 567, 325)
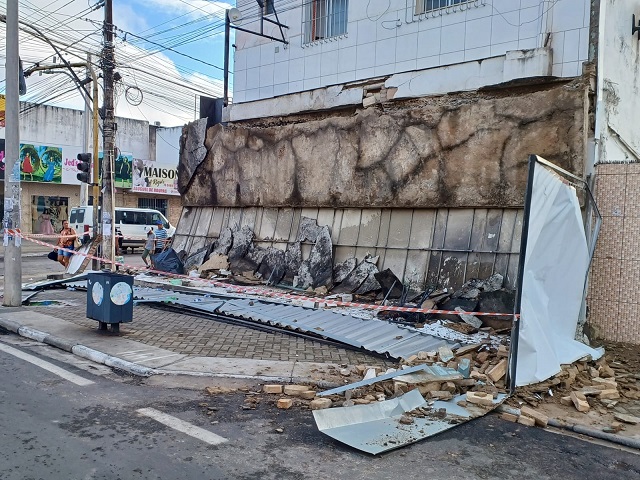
(77, 153, 92, 184)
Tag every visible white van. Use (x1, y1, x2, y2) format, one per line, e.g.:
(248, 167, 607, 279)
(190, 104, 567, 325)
(69, 206, 175, 253)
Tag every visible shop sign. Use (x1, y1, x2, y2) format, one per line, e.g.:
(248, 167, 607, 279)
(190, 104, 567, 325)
(131, 159, 179, 196)
(0, 94, 5, 127)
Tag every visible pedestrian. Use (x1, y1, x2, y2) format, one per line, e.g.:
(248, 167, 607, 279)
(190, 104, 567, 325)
(57, 220, 77, 268)
(154, 219, 168, 254)
(142, 227, 155, 268)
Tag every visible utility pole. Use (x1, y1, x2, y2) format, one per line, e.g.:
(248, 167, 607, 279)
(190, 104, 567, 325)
(102, 0, 115, 270)
(80, 54, 90, 206)
(3, 0, 22, 306)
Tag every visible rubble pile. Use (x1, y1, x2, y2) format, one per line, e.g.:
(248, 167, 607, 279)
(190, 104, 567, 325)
(511, 354, 640, 421)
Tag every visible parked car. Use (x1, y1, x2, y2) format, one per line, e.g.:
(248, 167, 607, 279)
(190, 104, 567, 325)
(69, 206, 175, 253)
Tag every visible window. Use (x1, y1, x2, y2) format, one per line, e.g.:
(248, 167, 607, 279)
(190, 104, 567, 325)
(303, 0, 348, 44)
(138, 198, 168, 217)
(416, 0, 472, 14)
(70, 208, 85, 224)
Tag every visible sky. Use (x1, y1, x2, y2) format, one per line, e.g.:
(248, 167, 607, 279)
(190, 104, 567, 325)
(0, 0, 236, 127)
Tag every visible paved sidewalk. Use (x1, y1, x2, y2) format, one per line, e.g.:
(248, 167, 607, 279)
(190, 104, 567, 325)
(0, 287, 390, 385)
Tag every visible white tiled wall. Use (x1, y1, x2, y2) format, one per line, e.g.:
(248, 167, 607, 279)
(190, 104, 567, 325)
(233, 0, 591, 103)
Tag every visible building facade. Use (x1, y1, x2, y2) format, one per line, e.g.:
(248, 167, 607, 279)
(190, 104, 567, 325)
(176, 1, 640, 343)
(0, 103, 183, 234)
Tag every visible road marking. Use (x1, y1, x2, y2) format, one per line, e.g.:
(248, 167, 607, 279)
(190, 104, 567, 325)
(137, 408, 228, 446)
(0, 342, 94, 386)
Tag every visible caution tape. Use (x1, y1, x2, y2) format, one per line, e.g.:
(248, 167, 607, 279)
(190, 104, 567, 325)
(14, 230, 171, 242)
(11, 230, 519, 318)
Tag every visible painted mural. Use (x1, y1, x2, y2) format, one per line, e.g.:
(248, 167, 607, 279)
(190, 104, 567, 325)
(19, 143, 63, 183)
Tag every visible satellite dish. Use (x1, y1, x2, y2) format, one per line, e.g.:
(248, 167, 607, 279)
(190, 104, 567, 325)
(228, 8, 243, 25)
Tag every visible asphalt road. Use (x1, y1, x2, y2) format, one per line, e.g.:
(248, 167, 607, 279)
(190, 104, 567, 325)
(1, 329, 640, 480)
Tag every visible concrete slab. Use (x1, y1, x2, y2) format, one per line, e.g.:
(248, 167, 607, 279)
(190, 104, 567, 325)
(159, 356, 296, 379)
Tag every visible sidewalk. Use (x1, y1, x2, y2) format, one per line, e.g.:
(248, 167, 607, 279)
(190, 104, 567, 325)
(0, 241, 53, 258)
(0, 288, 390, 386)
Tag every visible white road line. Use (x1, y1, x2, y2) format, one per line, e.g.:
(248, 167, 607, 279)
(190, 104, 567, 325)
(0, 342, 94, 386)
(137, 408, 228, 446)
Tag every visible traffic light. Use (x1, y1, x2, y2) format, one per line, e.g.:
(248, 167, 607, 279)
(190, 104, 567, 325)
(77, 153, 92, 184)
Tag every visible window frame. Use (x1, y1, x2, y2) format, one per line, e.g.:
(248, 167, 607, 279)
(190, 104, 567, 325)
(302, 0, 349, 44)
(415, 0, 474, 15)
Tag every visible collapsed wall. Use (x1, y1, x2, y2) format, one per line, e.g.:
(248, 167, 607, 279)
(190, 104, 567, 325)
(176, 79, 588, 291)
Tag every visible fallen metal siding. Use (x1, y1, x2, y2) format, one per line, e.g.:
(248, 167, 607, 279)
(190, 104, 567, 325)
(133, 288, 457, 359)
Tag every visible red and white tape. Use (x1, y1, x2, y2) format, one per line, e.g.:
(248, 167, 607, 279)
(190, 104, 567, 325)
(10, 230, 519, 318)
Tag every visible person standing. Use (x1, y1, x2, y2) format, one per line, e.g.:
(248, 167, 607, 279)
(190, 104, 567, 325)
(57, 220, 77, 268)
(154, 220, 168, 254)
(141, 228, 155, 268)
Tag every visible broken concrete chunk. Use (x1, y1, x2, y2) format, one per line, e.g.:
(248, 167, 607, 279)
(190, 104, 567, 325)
(297, 216, 324, 243)
(183, 246, 208, 271)
(198, 253, 229, 274)
(457, 358, 471, 378)
(257, 246, 286, 285)
(570, 391, 590, 412)
(333, 257, 357, 284)
(228, 225, 255, 261)
(212, 227, 233, 255)
(598, 389, 620, 400)
(501, 412, 518, 423)
(263, 385, 283, 394)
(332, 255, 379, 294)
(517, 415, 536, 427)
(284, 385, 311, 397)
(613, 413, 640, 425)
(300, 390, 317, 400)
(481, 273, 504, 292)
(298, 226, 334, 289)
(486, 359, 508, 383)
(429, 391, 453, 401)
(438, 346, 454, 363)
(310, 398, 333, 410)
(277, 398, 293, 409)
(283, 242, 302, 283)
(373, 268, 405, 299)
(520, 406, 548, 428)
(455, 307, 482, 328)
(466, 391, 494, 407)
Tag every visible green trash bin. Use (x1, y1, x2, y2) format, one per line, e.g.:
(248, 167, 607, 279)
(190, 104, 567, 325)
(87, 272, 134, 332)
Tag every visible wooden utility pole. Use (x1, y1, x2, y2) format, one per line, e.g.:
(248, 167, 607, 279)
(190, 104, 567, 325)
(3, 0, 21, 306)
(101, 0, 115, 270)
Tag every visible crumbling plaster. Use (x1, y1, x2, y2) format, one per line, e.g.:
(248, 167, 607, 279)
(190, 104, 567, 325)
(179, 80, 588, 210)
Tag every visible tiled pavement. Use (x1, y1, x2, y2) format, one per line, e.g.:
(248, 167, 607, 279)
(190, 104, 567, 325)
(29, 289, 390, 366)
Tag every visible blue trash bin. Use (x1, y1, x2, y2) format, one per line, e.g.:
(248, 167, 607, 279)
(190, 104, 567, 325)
(87, 272, 134, 332)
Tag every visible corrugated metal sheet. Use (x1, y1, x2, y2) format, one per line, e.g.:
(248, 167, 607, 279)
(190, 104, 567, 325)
(134, 287, 458, 359)
(313, 389, 508, 455)
(317, 364, 462, 397)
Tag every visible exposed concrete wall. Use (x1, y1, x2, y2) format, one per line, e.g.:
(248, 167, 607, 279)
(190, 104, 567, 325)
(180, 79, 588, 209)
(173, 205, 523, 291)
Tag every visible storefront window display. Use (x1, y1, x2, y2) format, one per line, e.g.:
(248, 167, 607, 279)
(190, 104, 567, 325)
(31, 196, 69, 234)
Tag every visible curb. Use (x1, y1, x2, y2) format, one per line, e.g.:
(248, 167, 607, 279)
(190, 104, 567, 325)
(0, 317, 157, 378)
(496, 405, 640, 450)
(0, 318, 337, 386)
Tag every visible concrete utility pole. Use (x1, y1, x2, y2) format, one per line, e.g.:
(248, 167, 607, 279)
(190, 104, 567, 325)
(101, 0, 115, 270)
(3, 0, 22, 306)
